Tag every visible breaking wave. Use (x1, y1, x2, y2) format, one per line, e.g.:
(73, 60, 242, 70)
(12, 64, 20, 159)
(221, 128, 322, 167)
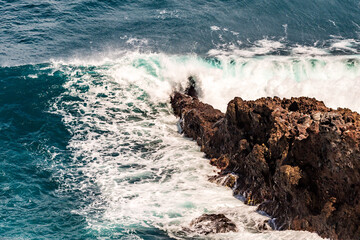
(47, 49, 359, 239)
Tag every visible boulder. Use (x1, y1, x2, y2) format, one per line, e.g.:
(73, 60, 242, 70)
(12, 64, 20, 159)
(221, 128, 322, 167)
(189, 214, 238, 235)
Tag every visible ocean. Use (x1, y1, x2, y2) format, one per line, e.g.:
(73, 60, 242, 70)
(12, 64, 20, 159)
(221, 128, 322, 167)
(1, 1, 359, 239)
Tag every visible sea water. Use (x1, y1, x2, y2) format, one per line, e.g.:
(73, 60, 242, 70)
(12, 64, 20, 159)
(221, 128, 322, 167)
(1, 1, 360, 239)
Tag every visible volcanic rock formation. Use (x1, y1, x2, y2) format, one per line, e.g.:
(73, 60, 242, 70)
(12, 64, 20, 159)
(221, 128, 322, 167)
(171, 90, 360, 240)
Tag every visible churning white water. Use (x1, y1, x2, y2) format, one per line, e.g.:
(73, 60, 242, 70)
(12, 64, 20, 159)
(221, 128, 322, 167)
(48, 50, 359, 239)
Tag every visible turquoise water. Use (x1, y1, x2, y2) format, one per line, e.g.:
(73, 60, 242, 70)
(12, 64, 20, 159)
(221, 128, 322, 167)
(1, 1, 360, 239)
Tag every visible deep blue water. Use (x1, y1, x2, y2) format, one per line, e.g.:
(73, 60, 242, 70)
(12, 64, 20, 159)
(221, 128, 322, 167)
(2, 0, 360, 65)
(1, 1, 360, 239)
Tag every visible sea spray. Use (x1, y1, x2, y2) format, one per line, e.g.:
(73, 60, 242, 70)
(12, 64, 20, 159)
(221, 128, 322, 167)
(48, 52, 348, 239)
(54, 52, 360, 113)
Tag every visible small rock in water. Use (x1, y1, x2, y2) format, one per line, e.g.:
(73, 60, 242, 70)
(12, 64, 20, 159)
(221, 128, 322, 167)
(185, 76, 198, 98)
(189, 214, 238, 235)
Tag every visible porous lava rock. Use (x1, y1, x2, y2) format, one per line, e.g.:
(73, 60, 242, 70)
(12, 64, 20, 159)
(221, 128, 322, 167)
(189, 214, 238, 235)
(170, 91, 360, 240)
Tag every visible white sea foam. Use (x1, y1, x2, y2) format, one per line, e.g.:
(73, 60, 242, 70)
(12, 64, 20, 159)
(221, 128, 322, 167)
(330, 39, 360, 52)
(196, 55, 360, 113)
(208, 39, 285, 58)
(126, 38, 149, 46)
(157, 9, 180, 19)
(49, 49, 360, 239)
(291, 45, 329, 55)
(27, 74, 38, 78)
(102, 52, 359, 113)
(210, 26, 221, 31)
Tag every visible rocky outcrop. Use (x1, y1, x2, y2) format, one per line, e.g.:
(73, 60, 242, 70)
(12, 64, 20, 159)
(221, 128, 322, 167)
(171, 91, 360, 240)
(188, 214, 238, 235)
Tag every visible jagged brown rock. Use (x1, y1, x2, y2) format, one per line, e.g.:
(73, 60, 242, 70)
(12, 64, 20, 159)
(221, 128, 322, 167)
(170, 91, 360, 240)
(189, 214, 238, 235)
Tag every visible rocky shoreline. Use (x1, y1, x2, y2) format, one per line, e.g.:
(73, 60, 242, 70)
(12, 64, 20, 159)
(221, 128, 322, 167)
(170, 86, 360, 240)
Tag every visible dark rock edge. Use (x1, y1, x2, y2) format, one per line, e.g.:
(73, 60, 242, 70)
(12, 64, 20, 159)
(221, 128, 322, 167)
(170, 91, 360, 240)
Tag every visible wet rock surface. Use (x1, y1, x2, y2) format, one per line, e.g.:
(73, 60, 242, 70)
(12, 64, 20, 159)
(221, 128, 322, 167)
(189, 214, 238, 235)
(170, 91, 360, 240)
